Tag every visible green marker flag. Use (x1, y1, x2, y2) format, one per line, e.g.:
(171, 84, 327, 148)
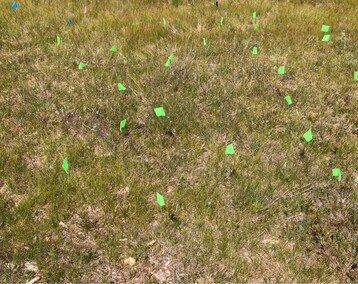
(156, 192, 165, 206)
(254, 23, 258, 30)
(322, 35, 330, 42)
(252, 46, 258, 55)
(354, 71, 358, 81)
(79, 62, 86, 70)
(110, 45, 117, 52)
(117, 83, 126, 91)
(253, 11, 256, 19)
(203, 38, 207, 46)
(321, 25, 330, 32)
(303, 128, 313, 142)
(164, 59, 171, 67)
(163, 17, 167, 26)
(119, 119, 126, 132)
(278, 66, 285, 75)
(56, 36, 60, 46)
(62, 157, 69, 174)
(285, 95, 292, 105)
(332, 168, 342, 182)
(154, 107, 166, 117)
(220, 16, 224, 26)
(165, 54, 174, 67)
(225, 144, 235, 155)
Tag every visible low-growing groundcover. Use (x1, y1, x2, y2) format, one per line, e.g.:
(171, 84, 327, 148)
(0, 0, 357, 282)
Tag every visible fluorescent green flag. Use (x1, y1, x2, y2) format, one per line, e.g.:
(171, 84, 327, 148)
(79, 62, 86, 70)
(253, 11, 256, 19)
(110, 45, 117, 52)
(278, 66, 285, 75)
(252, 46, 258, 55)
(285, 96, 292, 105)
(117, 83, 126, 91)
(163, 17, 167, 26)
(303, 129, 313, 142)
(56, 36, 60, 46)
(156, 192, 165, 206)
(164, 59, 171, 67)
(354, 71, 358, 81)
(119, 119, 126, 132)
(332, 168, 342, 182)
(321, 25, 329, 32)
(225, 144, 235, 155)
(165, 54, 175, 67)
(322, 35, 330, 42)
(62, 158, 69, 174)
(154, 107, 166, 117)
(203, 38, 207, 46)
(220, 16, 224, 26)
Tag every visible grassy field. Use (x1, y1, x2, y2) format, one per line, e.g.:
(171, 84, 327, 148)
(0, 0, 357, 282)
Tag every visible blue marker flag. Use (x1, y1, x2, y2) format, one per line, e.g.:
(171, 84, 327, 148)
(11, 2, 17, 9)
(68, 19, 73, 26)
